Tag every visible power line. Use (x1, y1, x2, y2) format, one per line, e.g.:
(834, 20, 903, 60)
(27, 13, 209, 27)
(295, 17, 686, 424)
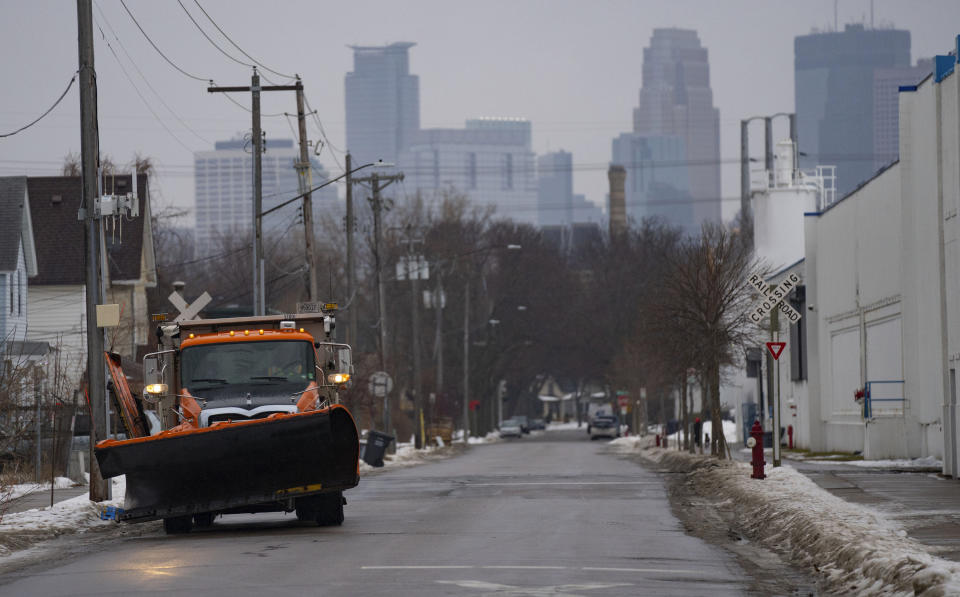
(94, 1, 211, 146)
(93, 15, 195, 153)
(191, 0, 295, 80)
(302, 94, 344, 173)
(176, 0, 252, 69)
(120, 0, 211, 83)
(0, 72, 77, 138)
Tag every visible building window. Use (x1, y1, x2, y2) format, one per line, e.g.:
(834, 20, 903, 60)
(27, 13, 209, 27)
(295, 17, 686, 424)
(503, 154, 513, 190)
(467, 153, 477, 189)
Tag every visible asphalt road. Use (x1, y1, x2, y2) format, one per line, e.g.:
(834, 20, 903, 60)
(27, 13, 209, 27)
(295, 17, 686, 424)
(0, 429, 761, 596)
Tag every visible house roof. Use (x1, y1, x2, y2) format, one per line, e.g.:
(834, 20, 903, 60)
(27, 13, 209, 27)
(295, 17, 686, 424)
(0, 177, 37, 275)
(27, 174, 151, 286)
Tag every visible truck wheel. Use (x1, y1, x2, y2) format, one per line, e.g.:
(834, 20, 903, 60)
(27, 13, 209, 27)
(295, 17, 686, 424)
(316, 492, 344, 527)
(193, 512, 215, 528)
(163, 515, 192, 534)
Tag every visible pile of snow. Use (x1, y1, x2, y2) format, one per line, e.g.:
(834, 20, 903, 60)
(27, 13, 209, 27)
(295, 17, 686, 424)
(359, 438, 465, 474)
(608, 436, 648, 450)
(3, 477, 75, 503)
(545, 421, 581, 431)
(664, 419, 739, 446)
(642, 447, 960, 595)
(0, 476, 124, 557)
(467, 431, 502, 445)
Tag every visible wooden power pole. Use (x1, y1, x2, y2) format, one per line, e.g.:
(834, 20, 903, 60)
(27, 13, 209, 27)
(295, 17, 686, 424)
(77, 0, 110, 501)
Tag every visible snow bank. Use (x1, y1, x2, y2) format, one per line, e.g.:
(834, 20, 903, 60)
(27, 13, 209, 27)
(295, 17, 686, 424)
(665, 419, 739, 446)
(467, 431, 502, 445)
(0, 476, 125, 557)
(643, 448, 960, 596)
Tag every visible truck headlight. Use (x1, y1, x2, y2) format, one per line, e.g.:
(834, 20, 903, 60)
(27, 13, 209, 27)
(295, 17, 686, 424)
(144, 383, 168, 395)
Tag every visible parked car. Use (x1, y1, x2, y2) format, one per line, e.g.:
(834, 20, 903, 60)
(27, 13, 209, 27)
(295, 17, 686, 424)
(589, 415, 620, 440)
(529, 418, 546, 431)
(500, 418, 523, 438)
(513, 415, 530, 434)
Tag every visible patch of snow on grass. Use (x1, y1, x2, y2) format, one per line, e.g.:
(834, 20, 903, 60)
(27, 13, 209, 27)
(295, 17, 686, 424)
(4, 477, 75, 502)
(841, 456, 942, 470)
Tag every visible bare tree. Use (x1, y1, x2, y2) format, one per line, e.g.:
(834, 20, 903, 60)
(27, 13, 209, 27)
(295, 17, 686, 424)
(655, 222, 756, 458)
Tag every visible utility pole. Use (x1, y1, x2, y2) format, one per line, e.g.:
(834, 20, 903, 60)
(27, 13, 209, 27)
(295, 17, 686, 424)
(208, 71, 300, 315)
(401, 233, 425, 448)
(354, 171, 404, 433)
(434, 271, 443, 398)
(77, 0, 110, 502)
(252, 69, 264, 315)
(462, 277, 470, 439)
(294, 78, 318, 301)
(345, 153, 358, 347)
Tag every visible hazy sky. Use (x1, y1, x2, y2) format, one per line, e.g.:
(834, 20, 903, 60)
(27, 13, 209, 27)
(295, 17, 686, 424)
(3, 0, 960, 227)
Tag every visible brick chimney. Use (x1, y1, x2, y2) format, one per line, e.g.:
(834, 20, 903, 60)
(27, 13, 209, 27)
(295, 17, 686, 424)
(607, 165, 627, 237)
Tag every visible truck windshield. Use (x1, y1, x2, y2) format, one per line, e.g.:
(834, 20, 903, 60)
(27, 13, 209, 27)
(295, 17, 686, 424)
(180, 340, 315, 390)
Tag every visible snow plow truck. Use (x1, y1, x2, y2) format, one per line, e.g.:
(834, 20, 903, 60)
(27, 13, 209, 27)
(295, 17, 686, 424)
(94, 306, 360, 534)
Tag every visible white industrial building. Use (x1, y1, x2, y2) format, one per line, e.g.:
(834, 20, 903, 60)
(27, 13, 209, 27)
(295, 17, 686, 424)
(749, 37, 960, 472)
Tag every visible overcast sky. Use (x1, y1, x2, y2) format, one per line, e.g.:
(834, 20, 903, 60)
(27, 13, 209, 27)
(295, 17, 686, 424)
(2, 0, 960, 227)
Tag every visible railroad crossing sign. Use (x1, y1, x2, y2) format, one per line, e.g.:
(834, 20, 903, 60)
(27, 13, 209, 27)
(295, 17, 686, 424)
(746, 272, 802, 324)
(168, 290, 212, 323)
(368, 371, 393, 398)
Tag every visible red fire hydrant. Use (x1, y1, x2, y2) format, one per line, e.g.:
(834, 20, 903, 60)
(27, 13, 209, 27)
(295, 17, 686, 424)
(655, 434, 661, 447)
(787, 425, 794, 450)
(750, 420, 765, 480)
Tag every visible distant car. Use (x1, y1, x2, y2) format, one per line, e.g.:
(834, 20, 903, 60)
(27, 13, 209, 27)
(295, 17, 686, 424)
(529, 418, 546, 431)
(513, 415, 530, 434)
(589, 415, 620, 440)
(500, 418, 523, 438)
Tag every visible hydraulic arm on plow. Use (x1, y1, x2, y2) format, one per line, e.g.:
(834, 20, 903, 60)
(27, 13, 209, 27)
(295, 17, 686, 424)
(95, 307, 360, 534)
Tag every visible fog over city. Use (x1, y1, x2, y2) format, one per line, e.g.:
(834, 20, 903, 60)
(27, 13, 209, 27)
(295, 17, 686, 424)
(3, 0, 960, 225)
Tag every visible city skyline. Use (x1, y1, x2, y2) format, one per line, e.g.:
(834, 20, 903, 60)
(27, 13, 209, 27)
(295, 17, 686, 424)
(2, 1, 960, 229)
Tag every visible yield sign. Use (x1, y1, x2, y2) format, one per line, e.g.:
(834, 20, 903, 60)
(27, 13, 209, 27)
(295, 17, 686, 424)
(766, 342, 786, 361)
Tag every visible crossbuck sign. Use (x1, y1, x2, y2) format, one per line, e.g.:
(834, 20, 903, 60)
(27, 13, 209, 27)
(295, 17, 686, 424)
(746, 272, 802, 324)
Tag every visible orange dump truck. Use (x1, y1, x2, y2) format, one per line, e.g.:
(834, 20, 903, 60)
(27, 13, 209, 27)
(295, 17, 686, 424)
(94, 308, 359, 534)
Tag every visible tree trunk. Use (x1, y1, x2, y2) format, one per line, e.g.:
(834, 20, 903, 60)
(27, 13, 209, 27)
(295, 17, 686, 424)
(709, 361, 728, 459)
(680, 375, 688, 451)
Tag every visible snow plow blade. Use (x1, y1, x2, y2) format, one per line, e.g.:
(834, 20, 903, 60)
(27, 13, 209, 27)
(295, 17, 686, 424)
(94, 405, 359, 522)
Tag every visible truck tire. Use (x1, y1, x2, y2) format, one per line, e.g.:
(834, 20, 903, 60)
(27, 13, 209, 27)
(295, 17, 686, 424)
(316, 492, 344, 527)
(163, 515, 192, 534)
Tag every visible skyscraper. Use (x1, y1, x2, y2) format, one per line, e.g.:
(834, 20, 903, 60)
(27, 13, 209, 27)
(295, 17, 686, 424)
(537, 150, 573, 228)
(399, 118, 538, 224)
(611, 133, 695, 234)
(194, 138, 336, 255)
(630, 28, 721, 230)
(795, 24, 912, 196)
(873, 58, 931, 171)
(345, 42, 420, 168)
